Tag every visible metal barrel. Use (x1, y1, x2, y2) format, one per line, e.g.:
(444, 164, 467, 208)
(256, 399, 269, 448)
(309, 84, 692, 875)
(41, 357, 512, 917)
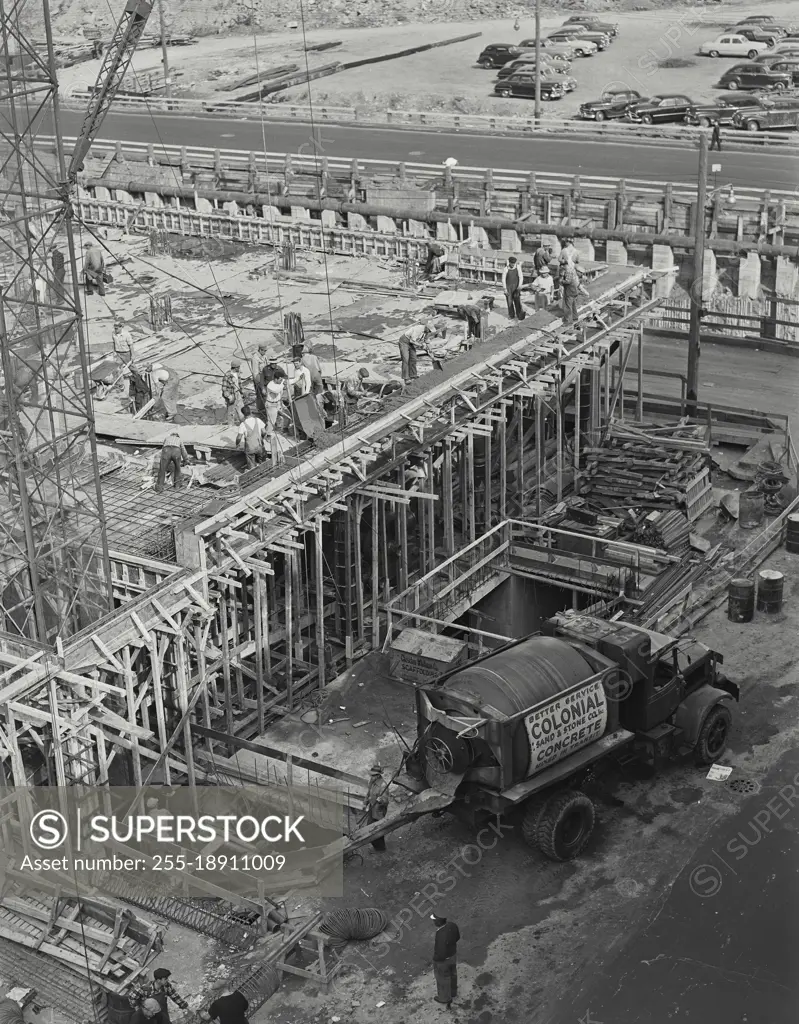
(105, 993, 133, 1024)
(786, 514, 799, 554)
(727, 578, 755, 623)
(756, 569, 784, 614)
(738, 489, 764, 530)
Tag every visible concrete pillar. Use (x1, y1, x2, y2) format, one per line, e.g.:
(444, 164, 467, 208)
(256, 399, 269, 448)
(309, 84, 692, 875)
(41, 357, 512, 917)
(263, 206, 284, 223)
(95, 186, 111, 203)
(651, 244, 675, 298)
(223, 201, 239, 217)
(196, 197, 213, 214)
(407, 219, 429, 238)
(737, 253, 761, 299)
(144, 192, 163, 208)
(290, 206, 311, 222)
(573, 238, 595, 263)
(468, 224, 490, 248)
(702, 249, 717, 298)
(501, 229, 522, 252)
(436, 220, 458, 242)
(320, 209, 337, 228)
(605, 240, 628, 266)
(114, 190, 133, 205)
(775, 256, 799, 298)
(347, 212, 369, 231)
(376, 216, 397, 234)
(542, 233, 561, 257)
(445, 249, 460, 280)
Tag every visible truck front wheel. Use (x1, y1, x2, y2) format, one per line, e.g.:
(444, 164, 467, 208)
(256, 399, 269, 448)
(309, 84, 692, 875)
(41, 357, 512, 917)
(531, 790, 595, 861)
(694, 704, 732, 765)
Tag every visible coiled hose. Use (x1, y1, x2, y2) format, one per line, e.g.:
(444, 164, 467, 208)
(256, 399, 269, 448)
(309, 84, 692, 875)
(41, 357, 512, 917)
(320, 908, 388, 950)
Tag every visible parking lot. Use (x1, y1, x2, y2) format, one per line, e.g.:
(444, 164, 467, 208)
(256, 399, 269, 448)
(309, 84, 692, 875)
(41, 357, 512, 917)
(275, 1, 799, 120)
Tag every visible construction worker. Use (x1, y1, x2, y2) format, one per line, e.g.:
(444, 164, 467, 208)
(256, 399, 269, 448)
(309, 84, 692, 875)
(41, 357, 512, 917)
(559, 238, 578, 267)
(430, 914, 460, 1008)
(236, 404, 268, 469)
(501, 256, 525, 320)
(531, 265, 554, 310)
(300, 343, 324, 399)
(398, 320, 431, 385)
(291, 356, 311, 399)
(221, 358, 243, 426)
(362, 764, 389, 851)
(147, 363, 179, 421)
(83, 241, 106, 296)
(128, 363, 150, 413)
(206, 985, 249, 1024)
(251, 341, 271, 414)
(264, 368, 288, 437)
(533, 243, 552, 274)
(129, 969, 188, 1023)
(155, 427, 188, 492)
(425, 242, 445, 278)
(113, 320, 134, 361)
(710, 119, 722, 152)
(561, 260, 590, 326)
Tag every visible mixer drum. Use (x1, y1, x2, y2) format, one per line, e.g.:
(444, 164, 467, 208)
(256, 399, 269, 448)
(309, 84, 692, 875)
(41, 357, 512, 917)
(423, 636, 603, 788)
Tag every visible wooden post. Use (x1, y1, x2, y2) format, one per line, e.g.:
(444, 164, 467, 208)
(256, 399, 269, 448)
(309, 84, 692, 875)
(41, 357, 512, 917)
(603, 353, 610, 424)
(574, 371, 581, 481)
(466, 430, 476, 544)
(151, 634, 172, 785)
(47, 677, 68, 786)
(314, 519, 326, 689)
(637, 324, 644, 422)
(398, 468, 409, 592)
(535, 396, 544, 518)
(617, 332, 625, 422)
(175, 636, 196, 789)
(499, 405, 507, 523)
(123, 647, 143, 787)
(519, 397, 526, 513)
(353, 501, 365, 642)
(291, 547, 304, 663)
(427, 451, 436, 567)
(371, 499, 380, 649)
(443, 440, 455, 560)
(484, 424, 492, 530)
(285, 554, 295, 709)
(194, 622, 214, 755)
(254, 571, 266, 735)
(230, 598, 245, 709)
(556, 395, 563, 502)
(218, 586, 235, 742)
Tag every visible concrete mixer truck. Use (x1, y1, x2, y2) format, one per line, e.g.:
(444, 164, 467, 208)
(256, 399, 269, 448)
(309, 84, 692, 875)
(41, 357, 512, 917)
(342, 612, 738, 863)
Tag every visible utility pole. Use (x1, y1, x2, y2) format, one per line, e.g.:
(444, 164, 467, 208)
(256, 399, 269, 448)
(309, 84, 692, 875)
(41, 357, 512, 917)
(157, 0, 171, 98)
(687, 131, 708, 418)
(534, 0, 542, 125)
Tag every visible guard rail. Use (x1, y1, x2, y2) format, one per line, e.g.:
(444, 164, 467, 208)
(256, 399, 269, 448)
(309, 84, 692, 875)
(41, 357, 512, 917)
(59, 89, 799, 155)
(39, 136, 798, 206)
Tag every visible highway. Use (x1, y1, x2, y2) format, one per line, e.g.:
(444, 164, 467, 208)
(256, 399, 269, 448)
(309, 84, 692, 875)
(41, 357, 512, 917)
(51, 108, 799, 192)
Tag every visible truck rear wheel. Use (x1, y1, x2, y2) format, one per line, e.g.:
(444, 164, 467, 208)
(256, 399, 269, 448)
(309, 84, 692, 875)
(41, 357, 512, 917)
(520, 795, 548, 848)
(534, 790, 595, 861)
(694, 704, 732, 766)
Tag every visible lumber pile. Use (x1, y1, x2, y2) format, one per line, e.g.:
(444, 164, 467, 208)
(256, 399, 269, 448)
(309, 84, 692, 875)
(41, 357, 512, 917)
(579, 421, 711, 514)
(631, 509, 691, 555)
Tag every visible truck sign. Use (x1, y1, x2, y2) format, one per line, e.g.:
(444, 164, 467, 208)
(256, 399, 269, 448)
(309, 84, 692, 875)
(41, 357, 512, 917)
(524, 678, 607, 774)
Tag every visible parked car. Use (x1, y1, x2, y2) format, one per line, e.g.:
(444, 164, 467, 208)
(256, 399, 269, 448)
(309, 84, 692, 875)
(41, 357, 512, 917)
(768, 59, 799, 85)
(476, 44, 525, 68)
(717, 62, 793, 90)
(540, 40, 589, 60)
(684, 94, 766, 126)
(494, 73, 566, 100)
(729, 25, 785, 46)
(760, 42, 799, 57)
(730, 97, 799, 131)
(737, 15, 796, 31)
(625, 93, 695, 123)
(496, 59, 573, 80)
(563, 15, 619, 37)
(518, 41, 573, 65)
(547, 27, 610, 51)
(698, 34, 769, 58)
(578, 88, 643, 120)
(544, 31, 599, 56)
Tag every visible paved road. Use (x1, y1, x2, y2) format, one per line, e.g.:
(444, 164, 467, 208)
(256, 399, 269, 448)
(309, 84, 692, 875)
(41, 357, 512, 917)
(638, 334, 799, 432)
(51, 108, 799, 192)
(550, 747, 799, 1023)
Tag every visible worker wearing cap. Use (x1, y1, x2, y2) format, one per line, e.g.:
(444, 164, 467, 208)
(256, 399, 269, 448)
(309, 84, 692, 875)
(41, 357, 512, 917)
(430, 914, 460, 1008)
(264, 368, 288, 438)
(501, 256, 525, 321)
(129, 970, 188, 1022)
(362, 764, 389, 852)
(155, 427, 189, 492)
(531, 264, 554, 310)
(300, 343, 324, 396)
(221, 358, 243, 426)
(130, 998, 164, 1024)
(128, 362, 150, 414)
(113, 320, 134, 360)
(251, 341, 271, 414)
(397, 319, 433, 385)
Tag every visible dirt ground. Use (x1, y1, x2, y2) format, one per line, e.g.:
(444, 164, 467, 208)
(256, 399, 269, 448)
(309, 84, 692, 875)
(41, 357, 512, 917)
(58, 1, 799, 119)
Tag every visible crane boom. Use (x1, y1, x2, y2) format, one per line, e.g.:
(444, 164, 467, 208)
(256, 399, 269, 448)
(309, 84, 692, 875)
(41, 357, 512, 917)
(67, 0, 154, 180)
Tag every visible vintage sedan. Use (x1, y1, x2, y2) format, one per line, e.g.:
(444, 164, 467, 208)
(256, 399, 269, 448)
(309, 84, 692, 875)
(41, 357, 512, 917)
(563, 15, 619, 37)
(684, 94, 766, 126)
(625, 94, 695, 124)
(717, 62, 793, 90)
(494, 72, 566, 100)
(578, 88, 642, 120)
(699, 34, 769, 58)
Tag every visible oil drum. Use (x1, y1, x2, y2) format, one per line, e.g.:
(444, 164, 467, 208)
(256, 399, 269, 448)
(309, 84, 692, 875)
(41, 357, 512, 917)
(105, 992, 133, 1024)
(786, 514, 799, 554)
(756, 569, 784, 614)
(738, 489, 764, 530)
(727, 578, 755, 623)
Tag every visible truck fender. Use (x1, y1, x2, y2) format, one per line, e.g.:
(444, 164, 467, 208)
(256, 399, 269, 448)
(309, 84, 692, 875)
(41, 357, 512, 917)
(674, 686, 734, 748)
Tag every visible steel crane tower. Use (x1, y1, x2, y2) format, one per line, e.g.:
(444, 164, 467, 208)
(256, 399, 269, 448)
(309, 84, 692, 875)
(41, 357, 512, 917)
(0, 0, 152, 645)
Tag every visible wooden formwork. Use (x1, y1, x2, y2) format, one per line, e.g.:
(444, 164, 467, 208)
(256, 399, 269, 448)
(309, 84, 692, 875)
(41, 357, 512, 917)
(0, 267, 664, 799)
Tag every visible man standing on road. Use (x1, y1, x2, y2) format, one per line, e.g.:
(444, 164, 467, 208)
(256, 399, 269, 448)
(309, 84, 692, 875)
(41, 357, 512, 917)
(431, 914, 460, 1009)
(501, 256, 525, 320)
(710, 120, 722, 151)
(362, 763, 389, 852)
(236, 404, 268, 469)
(155, 428, 189, 492)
